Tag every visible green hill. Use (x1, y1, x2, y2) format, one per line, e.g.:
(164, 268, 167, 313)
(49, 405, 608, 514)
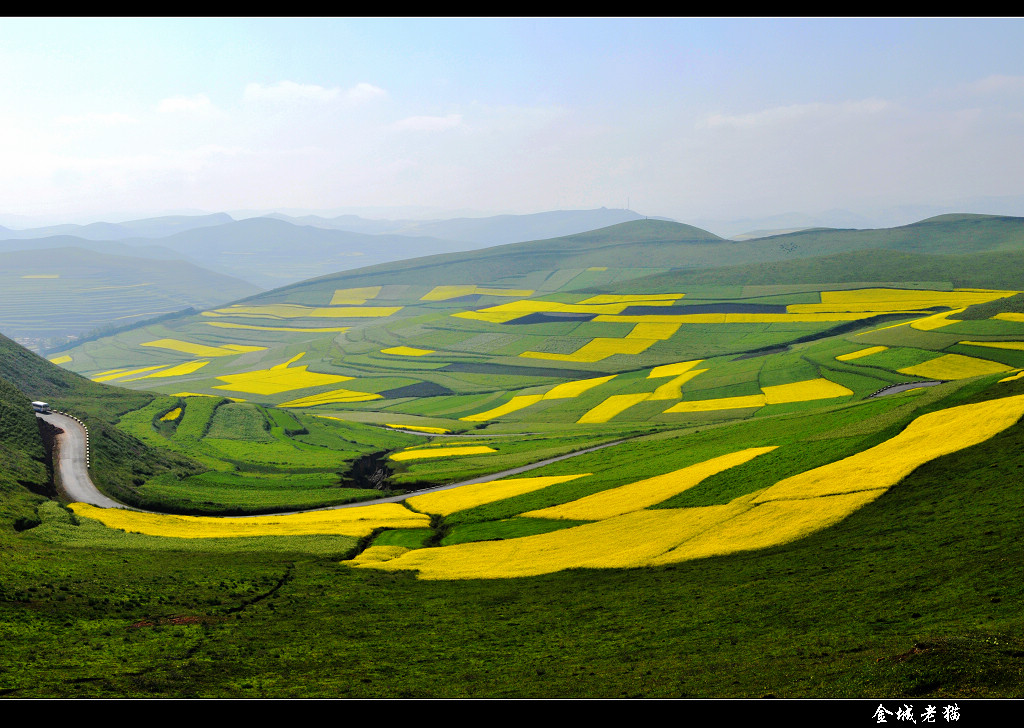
(256, 219, 725, 295)
(6, 213, 1024, 697)
(0, 332, 203, 508)
(0, 376, 52, 531)
(606, 248, 1024, 292)
(0, 246, 261, 347)
(241, 213, 1024, 300)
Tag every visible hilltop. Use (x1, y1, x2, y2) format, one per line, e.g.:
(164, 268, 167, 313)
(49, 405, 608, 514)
(260, 218, 726, 296)
(251, 213, 1024, 298)
(267, 207, 651, 245)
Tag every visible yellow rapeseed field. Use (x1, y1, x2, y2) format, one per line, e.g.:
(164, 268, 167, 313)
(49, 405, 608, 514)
(362, 393, 1024, 579)
(48, 355, 72, 364)
(141, 339, 267, 357)
(995, 313, 1024, 322)
(577, 294, 684, 305)
(1000, 370, 1024, 383)
(524, 447, 776, 521)
(204, 322, 350, 333)
(277, 388, 382, 407)
(159, 408, 182, 422)
(836, 346, 888, 361)
(407, 474, 591, 516)
(627, 322, 682, 340)
(460, 377, 616, 422)
(542, 375, 617, 399)
(898, 353, 1012, 380)
(576, 393, 652, 423)
(92, 365, 167, 382)
(454, 297, 678, 324)
(358, 506, 757, 579)
(212, 353, 356, 395)
(461, 395, 545, 422)
(381, 346, 435, 356)
(809, 288, 1016, 311)
(593, 312, 901, 324)
(752, 393, 1024, 502)
(390, 446, 497, 461)
(521, 320, 681, 364)
(136, 361, 209, 379)
(958, 340, 1024, 351)
(648, 359, 704, 378)
(330, 286, 382, 305)
(664, 378, 852, 413)
(521, 338, 654, 363)
(650, 490, 885, 565)
(420, 285, 535, 301)
(204, 304, 402, 319)
(910, 309, 965, 331)
(384, 423, 451, 434)
(761, 378, 854, 404)
(71, 502, 430, 539)
(649, 369, 709, 400)
(348, 545, 411, 564)
(664, 394, 767, 413)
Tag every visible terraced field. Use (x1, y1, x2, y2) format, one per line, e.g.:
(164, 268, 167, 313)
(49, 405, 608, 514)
(10, 217, 1024, 698)
(50, 260, 1024, 578)
(58, 277, 1021, 436)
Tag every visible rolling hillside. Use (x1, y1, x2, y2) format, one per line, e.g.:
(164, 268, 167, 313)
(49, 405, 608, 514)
(0, 247, 261, 348)
(5, 212, 1024, 697)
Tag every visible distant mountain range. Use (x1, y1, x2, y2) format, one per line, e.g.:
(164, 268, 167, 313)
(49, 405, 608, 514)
(258, 213, 1024, 298)
(264, 207, 655, 245)
(0, 208, 657, 289)
(5, 209, 1024, 348)
(0, 213, 233, 241)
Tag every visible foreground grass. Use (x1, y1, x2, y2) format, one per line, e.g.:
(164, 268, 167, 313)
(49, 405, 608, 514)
(3, 406, 1024, 697)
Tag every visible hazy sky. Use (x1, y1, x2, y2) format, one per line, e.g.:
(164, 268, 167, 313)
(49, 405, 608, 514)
(2, 17, 1023, 224)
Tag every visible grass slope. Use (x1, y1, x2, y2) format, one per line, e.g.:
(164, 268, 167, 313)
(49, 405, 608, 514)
(3, 290, 1024, 696)
(612, 248, 1024, 292)
(2, 381, 1023, 697)
(0, 246, 261, 344)
(0, 332, 204, 508)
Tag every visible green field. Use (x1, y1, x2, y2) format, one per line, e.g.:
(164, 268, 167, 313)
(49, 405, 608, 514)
(6, 216, 1024, 697)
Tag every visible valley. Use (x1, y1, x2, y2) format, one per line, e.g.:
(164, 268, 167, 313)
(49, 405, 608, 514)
(3, 214, 1024, 697)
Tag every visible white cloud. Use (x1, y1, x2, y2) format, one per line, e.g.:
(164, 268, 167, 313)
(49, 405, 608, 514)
(346, 82, 387, 103)
(158, 94, 217, 114)
(244, 81, 341, 103)
(966, 74, 1024, 95)
(700, 98, 890, 129)
(390, 113, 464, 132)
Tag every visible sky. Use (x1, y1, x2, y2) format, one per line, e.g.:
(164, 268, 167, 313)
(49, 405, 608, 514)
(2, 17, 1024, 226)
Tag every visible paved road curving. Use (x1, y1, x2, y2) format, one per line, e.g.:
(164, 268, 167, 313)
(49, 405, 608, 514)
(37, 413, 630, 516)
(320, 438, 628, 511)
(868, 380, 944, 398)
(38, 412, 129, 510)
(37, 410, 630, 515)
